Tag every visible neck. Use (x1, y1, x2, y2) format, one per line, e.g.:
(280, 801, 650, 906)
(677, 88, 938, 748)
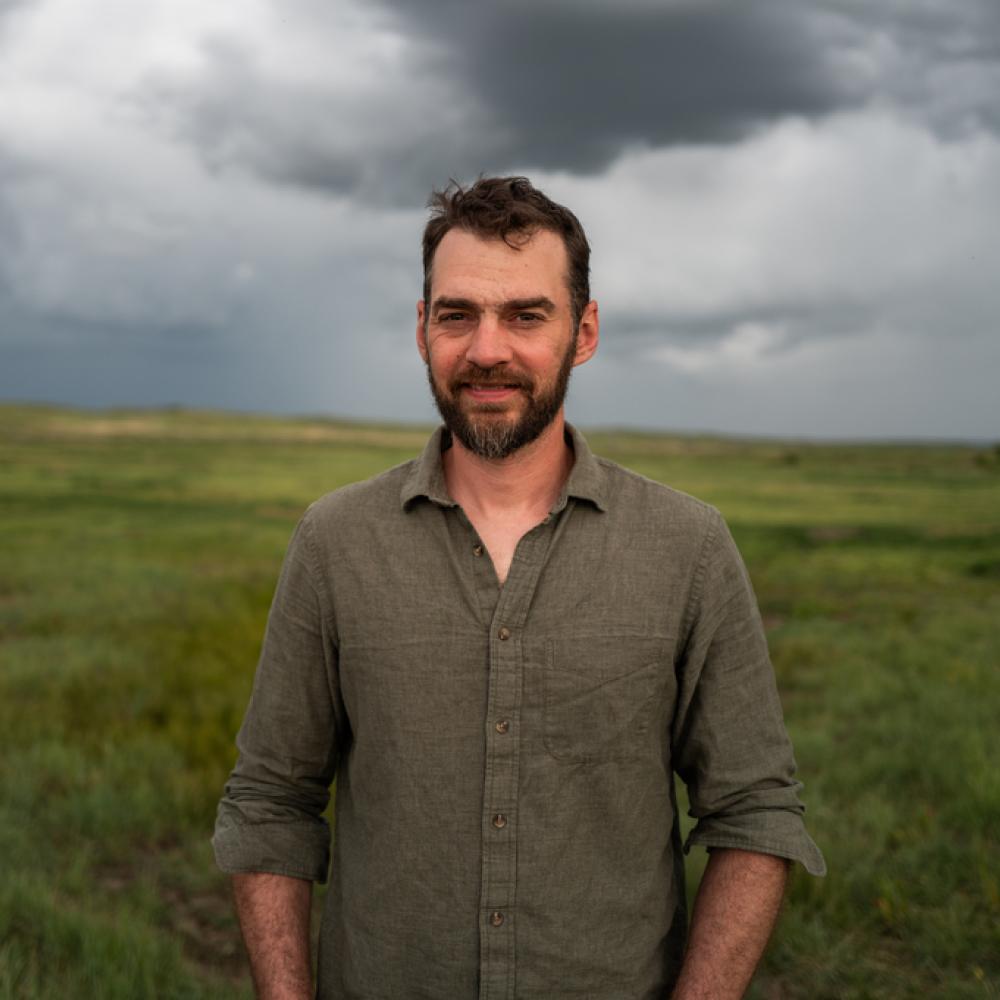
(443, 413, 573, 517)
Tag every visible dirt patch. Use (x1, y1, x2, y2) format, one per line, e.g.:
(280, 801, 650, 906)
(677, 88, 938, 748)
(38, 413, 428, 450)
(45, 416, 171, 438)
(92, 847, 247, 985)
(160, 883, 246, 982)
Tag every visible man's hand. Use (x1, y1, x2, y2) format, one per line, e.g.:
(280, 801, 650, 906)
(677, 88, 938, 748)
(232, 872, 313, 1000)
(671, 848, 790, 1000)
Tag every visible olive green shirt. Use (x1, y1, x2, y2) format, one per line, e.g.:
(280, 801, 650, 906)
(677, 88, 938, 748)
(213, 425, 825, 999)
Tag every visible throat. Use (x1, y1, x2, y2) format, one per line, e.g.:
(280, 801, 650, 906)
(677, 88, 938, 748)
(471, 518, 541, 587)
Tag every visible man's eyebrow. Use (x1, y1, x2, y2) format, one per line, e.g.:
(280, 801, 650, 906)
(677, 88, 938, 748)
(505, 297, 556, 313)
(430, 295, 557, 314)
(431, 297, 479, 313)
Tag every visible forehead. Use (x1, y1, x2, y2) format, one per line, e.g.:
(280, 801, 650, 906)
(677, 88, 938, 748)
(429, 228, 570, 305)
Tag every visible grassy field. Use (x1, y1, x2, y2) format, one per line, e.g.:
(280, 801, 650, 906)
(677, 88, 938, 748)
(1, 402, 998, 999)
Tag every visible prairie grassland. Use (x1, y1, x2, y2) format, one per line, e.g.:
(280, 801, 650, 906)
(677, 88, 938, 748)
(1, 403, 998, 999)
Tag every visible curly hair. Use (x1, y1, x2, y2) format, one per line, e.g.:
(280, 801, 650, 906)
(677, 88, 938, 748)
(422, 176, 591, 329)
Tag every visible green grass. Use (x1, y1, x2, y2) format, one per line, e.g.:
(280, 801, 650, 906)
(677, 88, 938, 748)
(1, 403, 998, 999)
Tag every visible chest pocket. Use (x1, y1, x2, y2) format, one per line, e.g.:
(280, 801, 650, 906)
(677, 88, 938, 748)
(543, 636, 672, 764)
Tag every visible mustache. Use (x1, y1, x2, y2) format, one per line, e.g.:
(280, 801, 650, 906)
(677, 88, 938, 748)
(449, 364, 534, 391)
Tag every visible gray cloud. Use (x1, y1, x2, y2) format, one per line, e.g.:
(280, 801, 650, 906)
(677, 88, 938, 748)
(375, 0, 851, 159)
(0, 148, 29, 296)
(127, 0, 1000, 205)
(130, 1, 850, 202)
(131, 36, 483, 205)
(382, 0, 1000, 139)
(811, 0, 1000, 135)
(1, 0, 998, 439)
(602, 300, 873, 355)
(0, 0, 29, 19)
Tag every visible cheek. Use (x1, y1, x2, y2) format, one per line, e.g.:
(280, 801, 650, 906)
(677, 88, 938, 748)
(524, 345, 567, 378)
(426, 342, 462, 381)
(436, 343, 462, 363)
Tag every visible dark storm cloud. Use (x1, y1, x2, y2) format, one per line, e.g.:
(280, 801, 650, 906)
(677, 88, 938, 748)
(377, 0, 1000, 147)
(130, 0, 1000, 204)
(373, 0, 852, 168)
(132, 0, 851, 202)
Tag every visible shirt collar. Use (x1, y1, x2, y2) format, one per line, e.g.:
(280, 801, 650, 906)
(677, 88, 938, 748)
(400, 423, 608, 513)
(400, 426, 456, 510)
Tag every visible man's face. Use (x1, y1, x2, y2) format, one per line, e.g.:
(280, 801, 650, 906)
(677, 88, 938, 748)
(416, 228, 597, 460)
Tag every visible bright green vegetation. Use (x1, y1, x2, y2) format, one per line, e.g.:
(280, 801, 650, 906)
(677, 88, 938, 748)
(1, 403, 998, 999)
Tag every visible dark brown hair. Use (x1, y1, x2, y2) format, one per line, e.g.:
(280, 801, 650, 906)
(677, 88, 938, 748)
(422, 176, 591, 329)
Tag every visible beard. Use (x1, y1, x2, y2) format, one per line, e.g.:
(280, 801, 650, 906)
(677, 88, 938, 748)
(426, 337, 576, 460)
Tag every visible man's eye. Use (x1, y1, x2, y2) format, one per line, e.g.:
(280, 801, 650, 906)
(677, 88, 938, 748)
(514, 313, 543, 323)
(438, 312, 468, 323)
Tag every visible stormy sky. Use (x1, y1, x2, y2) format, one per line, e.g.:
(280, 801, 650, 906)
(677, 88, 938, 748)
(1, 0, 998, 439)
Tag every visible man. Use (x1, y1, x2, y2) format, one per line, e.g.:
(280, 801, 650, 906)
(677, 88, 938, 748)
(213, 176, 825, 999)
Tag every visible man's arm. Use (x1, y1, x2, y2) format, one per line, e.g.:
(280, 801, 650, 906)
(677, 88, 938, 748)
(671, 848, 789, 1000)
(214, 511, 344, 990)
(233, 872, 313, 1000)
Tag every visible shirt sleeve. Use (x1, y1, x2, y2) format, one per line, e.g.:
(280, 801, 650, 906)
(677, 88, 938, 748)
(672, 508, 826, 876)
(212, 508, 344, 883)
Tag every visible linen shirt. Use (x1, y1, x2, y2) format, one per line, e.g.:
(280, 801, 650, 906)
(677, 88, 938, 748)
(213, 425, 825, 1000)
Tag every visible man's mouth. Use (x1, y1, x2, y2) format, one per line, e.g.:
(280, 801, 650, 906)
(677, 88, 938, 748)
(461, 383, 522, 401)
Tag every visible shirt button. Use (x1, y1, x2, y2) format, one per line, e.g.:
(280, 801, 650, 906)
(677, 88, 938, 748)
(497, 626, 511, 640)
(490, 911, 505, 927)
(473, 544, 484, 557)
(495, 719, 510, 734)
(492, 813, 508, 829)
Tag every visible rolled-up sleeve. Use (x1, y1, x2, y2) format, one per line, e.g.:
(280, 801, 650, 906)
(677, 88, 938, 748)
(672, 509, 826, 877)
(212, 508, 344, 882)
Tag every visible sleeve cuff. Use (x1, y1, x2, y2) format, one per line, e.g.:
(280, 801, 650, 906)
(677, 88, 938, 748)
(684, 811, 827, 877)
(212, 813, 331, 883)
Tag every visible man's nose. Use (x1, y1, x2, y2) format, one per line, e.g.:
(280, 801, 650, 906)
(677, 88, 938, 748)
(464, 314, 512, 369)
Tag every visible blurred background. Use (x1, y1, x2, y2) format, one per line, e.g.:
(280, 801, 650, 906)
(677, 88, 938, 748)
(2, 0, 999, 439)
(1, 1, 998, 998)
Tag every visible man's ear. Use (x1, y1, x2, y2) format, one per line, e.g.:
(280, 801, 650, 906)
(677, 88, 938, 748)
(416, 300, 429, 362)
(572, 300, 599, 367)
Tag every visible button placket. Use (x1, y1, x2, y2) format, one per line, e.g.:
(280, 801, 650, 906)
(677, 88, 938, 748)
(479, 520, 560, 1000)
